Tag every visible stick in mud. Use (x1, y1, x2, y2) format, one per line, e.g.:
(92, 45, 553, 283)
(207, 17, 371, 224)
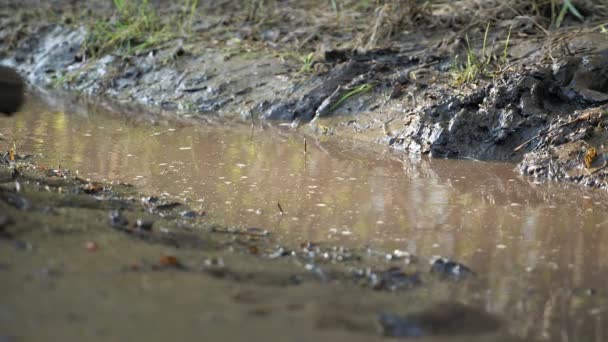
(277, 202, 284, 216)
(304, 138, 307, 154)
(513, 110, 607, 152)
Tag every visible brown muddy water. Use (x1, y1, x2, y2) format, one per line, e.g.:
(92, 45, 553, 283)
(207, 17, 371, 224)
(2, 95, 608, 341)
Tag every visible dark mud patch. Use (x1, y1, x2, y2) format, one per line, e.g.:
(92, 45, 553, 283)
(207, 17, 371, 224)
(380, 302, 502, 338)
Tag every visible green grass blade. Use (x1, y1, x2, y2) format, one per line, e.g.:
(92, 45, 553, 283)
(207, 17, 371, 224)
(329, 83, 375, 113)
(502, 24, 513, 65)
(565, 0, 584, 21)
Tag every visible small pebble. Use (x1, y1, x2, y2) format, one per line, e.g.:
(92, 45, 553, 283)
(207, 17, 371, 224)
(135, 219, 154, 231)
(180, 210, 196, 218)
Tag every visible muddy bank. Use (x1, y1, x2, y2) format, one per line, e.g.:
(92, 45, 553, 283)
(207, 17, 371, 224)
(3, 2, 608, 188)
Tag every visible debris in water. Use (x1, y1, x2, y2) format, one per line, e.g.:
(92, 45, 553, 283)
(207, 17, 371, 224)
(159, 255, 181, 268)
(246, 227, 268, 236)
(277, 202, 284, 215)
(204, 257, 224, 268)
(584, 146, 598, 169)
(85, 241, 98, 252)
(211, 226, 269, 237)
(109, 210, 128, 228)
(268, 246, 293, 258)
(385, 250, 416, 264)
(83, 182, 103, 194)
(304, 263, 327, 282)
(180, 210, 197, 218)
(430, 256, 475, 281)
(135, 219, 154, 231)
(365, 267, 422, 291)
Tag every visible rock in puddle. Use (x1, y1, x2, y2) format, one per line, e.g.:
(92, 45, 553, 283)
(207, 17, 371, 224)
(108, 210, 128, 228)
(135, 219, 154, 231)
(355, 267, 421, 291)
(430, 256, 475, 281)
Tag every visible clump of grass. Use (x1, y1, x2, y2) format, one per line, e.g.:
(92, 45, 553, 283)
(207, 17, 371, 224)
(553, 0, 584, 28)
(453, 23, 492, 85)
(452, 21, 515, 84)
(299, 53, 315, 74)
(181, 0, 199, 34)
(83, 0, 171, 58)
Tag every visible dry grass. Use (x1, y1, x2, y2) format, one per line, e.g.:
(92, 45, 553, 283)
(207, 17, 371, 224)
(195, 0, 608, 52)
(79, 0, 608, 60)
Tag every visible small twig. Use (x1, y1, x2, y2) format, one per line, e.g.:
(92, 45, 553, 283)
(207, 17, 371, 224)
(590, 163, 608, 174)
(277, 202, 284, 215)
(514, 111, 607, 152)
(304, 138, 307, 154)
(211, 226, 269, 237)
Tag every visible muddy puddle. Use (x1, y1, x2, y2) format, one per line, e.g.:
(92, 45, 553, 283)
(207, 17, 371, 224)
(3, 95, 608, 341)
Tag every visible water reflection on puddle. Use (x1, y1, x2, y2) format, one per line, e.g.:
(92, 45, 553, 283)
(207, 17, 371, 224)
(3, 96, 608, 340)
